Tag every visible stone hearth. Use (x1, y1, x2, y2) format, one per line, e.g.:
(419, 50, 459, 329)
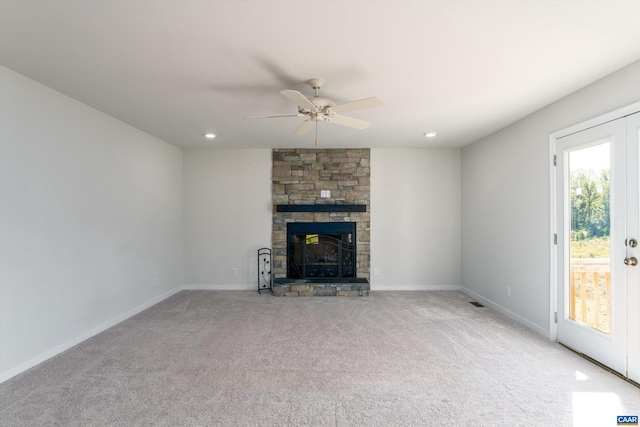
(272, 278, 370, 297)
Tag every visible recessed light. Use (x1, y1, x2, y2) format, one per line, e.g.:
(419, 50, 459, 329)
(204, 133, 216, 139)
(424, 132, 437, 138)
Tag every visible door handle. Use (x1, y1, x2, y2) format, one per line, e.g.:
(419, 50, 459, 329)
(624, 257, 638, 266)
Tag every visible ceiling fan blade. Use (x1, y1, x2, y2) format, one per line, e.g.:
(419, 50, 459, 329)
(295, 119, 315, 135)
(331, 97, 384, 114)
(245, 114, 303, 119)
(328, 114, 371, 130)
(280, 90, 317, 111)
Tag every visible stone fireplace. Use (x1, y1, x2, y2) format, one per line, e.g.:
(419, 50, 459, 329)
(272, 148, 370, 296)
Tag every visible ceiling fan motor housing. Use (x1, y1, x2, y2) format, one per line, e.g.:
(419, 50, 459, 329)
(298, 97, 335, 117)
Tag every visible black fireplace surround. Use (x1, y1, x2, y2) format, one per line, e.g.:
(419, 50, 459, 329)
(287, 222, 356, 280)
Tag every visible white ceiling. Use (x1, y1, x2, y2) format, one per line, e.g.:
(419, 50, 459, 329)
(1, 1, 639, 149)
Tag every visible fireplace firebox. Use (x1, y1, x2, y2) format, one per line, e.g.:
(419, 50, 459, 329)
(287, 222, 356, 280)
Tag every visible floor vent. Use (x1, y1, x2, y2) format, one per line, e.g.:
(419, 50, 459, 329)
(469, 301, 485, 307)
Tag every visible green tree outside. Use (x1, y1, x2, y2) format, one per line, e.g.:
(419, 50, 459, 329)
(570, 168, 610, 258)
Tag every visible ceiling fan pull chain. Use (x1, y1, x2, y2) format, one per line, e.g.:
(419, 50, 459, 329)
(315, 120, 319, 146)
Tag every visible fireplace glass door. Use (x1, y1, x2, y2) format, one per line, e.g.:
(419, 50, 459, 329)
(287, 222, 356, 279)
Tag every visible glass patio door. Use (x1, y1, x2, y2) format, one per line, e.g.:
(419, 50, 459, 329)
(556, 115, 638, 378)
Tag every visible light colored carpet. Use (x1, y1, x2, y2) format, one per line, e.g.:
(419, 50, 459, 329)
(1, 291, 639, 426)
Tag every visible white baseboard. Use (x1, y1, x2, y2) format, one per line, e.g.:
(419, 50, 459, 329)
(183, 284, 462, 292)
(0, 286, 183, 384)
(371, 284, 461, 291)
(460, 286, 551, 339)
(182, 284, 253, 291)
(184, 284, 462, 292)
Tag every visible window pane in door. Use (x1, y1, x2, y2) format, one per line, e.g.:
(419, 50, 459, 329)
(568, 141, 611, 334)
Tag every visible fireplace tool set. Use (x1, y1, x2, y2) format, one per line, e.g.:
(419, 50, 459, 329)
(257, 248, 273, 294)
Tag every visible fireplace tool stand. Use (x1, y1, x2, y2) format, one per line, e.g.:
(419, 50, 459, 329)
(257, 248, 273, 294)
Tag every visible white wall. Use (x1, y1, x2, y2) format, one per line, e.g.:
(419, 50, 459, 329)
(0, 66, 183, 381)
(182, 149, 271, 288)
(461, 60, 640, 337)
(370, 149, 461, 290)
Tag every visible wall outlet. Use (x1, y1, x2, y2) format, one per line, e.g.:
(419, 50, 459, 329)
(506, 286, 511, 297)
(152, 277, 157, 287)
(232, 267, 238, 276)
(373, 268, 379, 276)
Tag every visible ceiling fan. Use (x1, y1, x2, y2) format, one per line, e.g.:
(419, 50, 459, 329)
(246, 78, 384, 138)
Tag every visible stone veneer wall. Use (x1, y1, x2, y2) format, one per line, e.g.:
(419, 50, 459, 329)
(272, 149, 371, 280)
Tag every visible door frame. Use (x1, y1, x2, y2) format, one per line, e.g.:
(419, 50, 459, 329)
(549, 101, 640, 342)
(627, 112, 640, 383)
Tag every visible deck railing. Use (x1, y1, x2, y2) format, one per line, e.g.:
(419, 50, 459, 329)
(569, 258, 610, 333)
